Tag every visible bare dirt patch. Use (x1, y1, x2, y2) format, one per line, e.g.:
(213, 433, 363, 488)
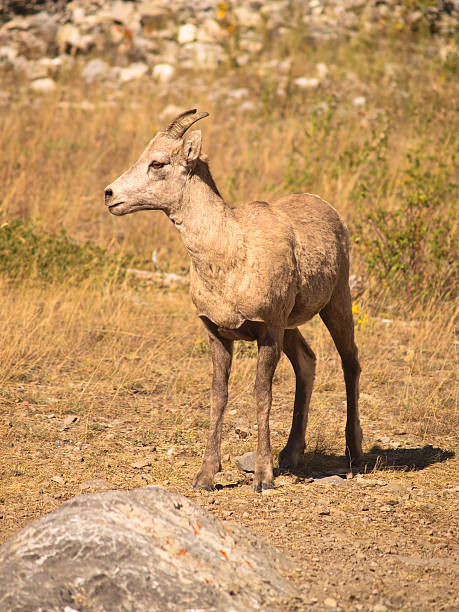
(1, 285, 457, 611)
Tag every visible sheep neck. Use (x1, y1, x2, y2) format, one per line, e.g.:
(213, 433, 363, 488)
(172, 169, 241, 271)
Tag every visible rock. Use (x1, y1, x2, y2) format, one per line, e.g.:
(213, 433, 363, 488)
(240, 101, 258, 113)
(131, 458, 153, 469)
(228, 87, 250, 100)
(235, 451, 257, 472)
(97, 1, 140, 32)
(138, 3, 170, 30)
(324, 597, 338, 608)
(62, 414, 79, 428)
(153, 62, 175, 82)
(118, 62, 148, 83)
(0, 487, 297, 611)
(353, 96, 367, 107)
(182, 42, 223, 68)
(56, 23, 85, 53)
(234, 6, 263, 29)
(314, 475, 348, 486)
(29, 77, 56, 93)
(23, 59, 48, 80)
(38, 56, 64, 76)
(177, 23, 197, 45)
(81, 58, 110, 83)
(0, 45, 17, 62)
(293, 77, 320, 90)
(197, 19, 226, 43)
(316, 62, 328, 79)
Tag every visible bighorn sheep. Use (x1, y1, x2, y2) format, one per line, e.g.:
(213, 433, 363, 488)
(105, 109, 363, 491)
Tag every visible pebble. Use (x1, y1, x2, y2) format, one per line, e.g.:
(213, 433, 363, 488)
(353, 96, 367, 107)
(81, 58, 109, 83)
(30, 78, 56, 93)
(153, 63, 175, 82)
(178, 23, 197, 45)
(118, 62, 148, 83)
(314, 475, 348, 487)
(293, 77, 320, 90)
(324, 597, 338, 608)
(235, 451, 256, 473)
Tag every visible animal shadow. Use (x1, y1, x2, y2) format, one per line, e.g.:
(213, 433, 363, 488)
(277, 444, 455, 480)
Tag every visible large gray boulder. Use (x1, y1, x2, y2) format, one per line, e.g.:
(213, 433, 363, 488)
(0, 486, 297, 611)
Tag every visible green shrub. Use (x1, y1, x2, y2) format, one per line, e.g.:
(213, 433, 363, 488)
(353, 146, 458, 302)
(0, 218, 129, 285)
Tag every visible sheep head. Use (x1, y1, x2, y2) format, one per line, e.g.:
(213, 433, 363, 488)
(104, 109, 209, 216)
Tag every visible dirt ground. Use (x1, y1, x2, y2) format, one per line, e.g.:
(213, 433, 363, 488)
(1, 285, 457, 611)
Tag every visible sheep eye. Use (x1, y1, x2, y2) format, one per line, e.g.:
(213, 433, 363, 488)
(150, 161, 164, 170)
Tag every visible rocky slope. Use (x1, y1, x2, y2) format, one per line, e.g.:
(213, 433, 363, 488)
(0, 0, 457, 92)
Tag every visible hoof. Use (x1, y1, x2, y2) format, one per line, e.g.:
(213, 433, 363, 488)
(253, 480, 274, 493)
(192, 471, 216, 491)
(278, 447, 302, 471)
(192, 481, 215, 491)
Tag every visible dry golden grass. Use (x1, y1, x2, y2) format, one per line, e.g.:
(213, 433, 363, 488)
(0, 32, 458, 610)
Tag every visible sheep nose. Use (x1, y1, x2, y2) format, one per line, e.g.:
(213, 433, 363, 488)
(104, 187, 113, 203)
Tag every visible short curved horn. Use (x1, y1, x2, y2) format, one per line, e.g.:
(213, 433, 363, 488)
(166, 109, 209, 139)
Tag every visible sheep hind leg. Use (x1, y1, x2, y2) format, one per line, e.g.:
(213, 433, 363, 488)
(253, 324, 283, 492)
(320, 285, 363, 466)
(279, 328, 316, 471)
(192, 320, 233, 490)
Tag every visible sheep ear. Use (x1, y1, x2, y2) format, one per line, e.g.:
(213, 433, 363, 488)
(181, 131, 202, 168)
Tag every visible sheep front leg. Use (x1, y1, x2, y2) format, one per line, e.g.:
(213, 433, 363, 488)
(193, 321, 233, 490)
(253, 326, 283, 492)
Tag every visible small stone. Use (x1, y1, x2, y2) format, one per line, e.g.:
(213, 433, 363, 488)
(234, 6, 263, 29)
(24, 60, 48, 81)
(235, 427, 250, 439)
(51, 475, 64, 485)
(318, 508, 330, 516)
(131, 459, 153, 469)
(314, 475, 347, 486)
(197, 19, 226, 43)
(240, 101, 257, 113)
(81, 59, 109, 83)
(62, 414, 79, 429)
(56, 23, 87, 53)
(235, 451, 256, 473)
(0, 46, 18, 62)
(353, 96, 366, 107)
(118, 62, 148, 83)
(373, 604, 388, 612)
(38, 57, 63, 77)
(293, 77, 320, 90)
(153, 63, 175, 82)
(30, 78, 56, 94)
(228, 88, 250, 100)
(178, 23, 197, 45)
(324, 597, 337, 608)
(316, 62, 328, 79)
